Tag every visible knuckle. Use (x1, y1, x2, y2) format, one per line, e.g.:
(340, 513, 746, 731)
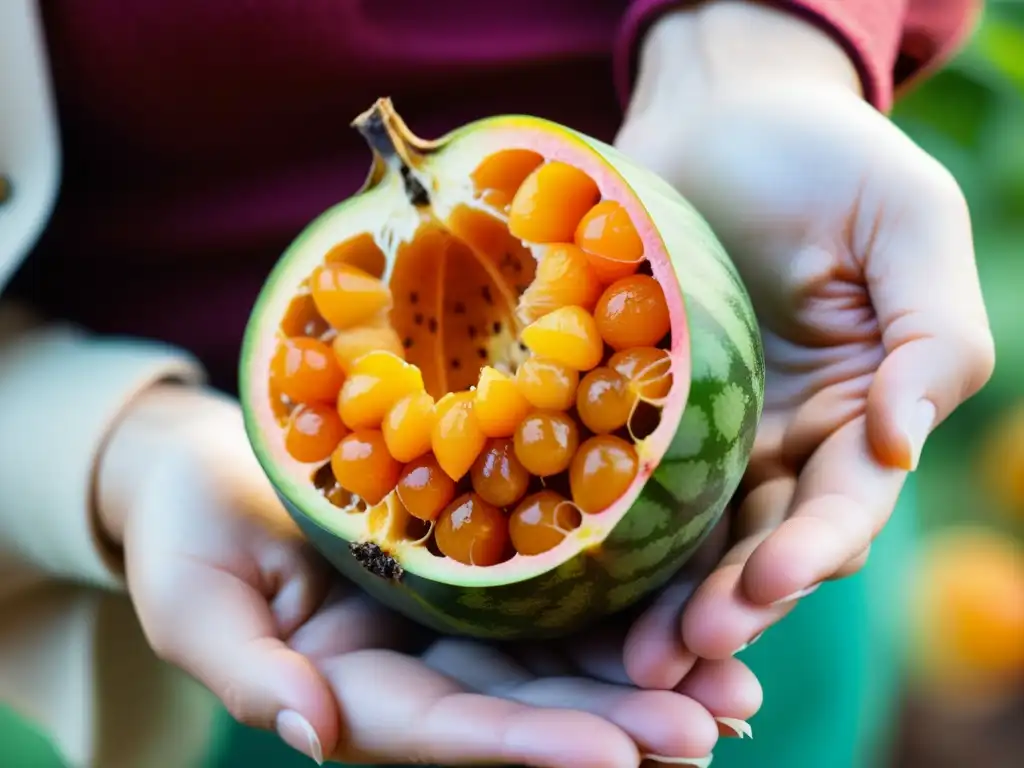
(142, 626, 180, 666)
(220, 679, 257, 726)
(955, 324, 997, 392)
(921, 157, 969, 216)
(972, 331, 997, 380)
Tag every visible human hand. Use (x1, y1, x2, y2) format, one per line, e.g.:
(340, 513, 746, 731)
(96, 384, 759, 766)
(615, 0, 995, 683)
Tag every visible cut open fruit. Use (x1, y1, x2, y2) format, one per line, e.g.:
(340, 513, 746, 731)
(240, 99, 764, 639)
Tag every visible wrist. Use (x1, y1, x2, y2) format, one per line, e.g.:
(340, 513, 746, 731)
(628, 1, 862, 118)
(96, 383, 242, 544)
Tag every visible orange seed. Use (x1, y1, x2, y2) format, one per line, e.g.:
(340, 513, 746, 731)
(270, 337, 345, 404)
(396, 454, 457, 522)
(432, 391, 487, 480)
(608, 347, 673, 401)
(517, 243, 603, 324)
(434, 493, 509, 566)
(569, 435, 639, 514)
(332, 325, 405, 374)
(474, 366, 532, 438)
(310, 262, 393, 330)
(515, 357, 579, 411)
(472, 149, 545, 208)
(284, 403, 348, 463)
(383, 390, 436, 463)
(330, 429, 402, 506)
(471, 438, 531, 508)
(509, 490, 581, 556)
(576, 367, 634, 434)
(507, 162, 600, 243)
(513, 411, 579, 477)
(594, 274, 671, 351)
(338, 351, 424, 429)
(521, 306, 603, 372)
(574, 200, 644, 282)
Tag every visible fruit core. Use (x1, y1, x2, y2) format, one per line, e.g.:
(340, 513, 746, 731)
(264, 110, 680, 571)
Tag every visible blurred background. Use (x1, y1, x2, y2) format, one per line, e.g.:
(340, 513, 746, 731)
(1, 2, 1023, 766)
(884, 1, 1024, 764)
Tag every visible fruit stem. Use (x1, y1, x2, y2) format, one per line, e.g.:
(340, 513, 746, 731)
(352, 98, 433, 206)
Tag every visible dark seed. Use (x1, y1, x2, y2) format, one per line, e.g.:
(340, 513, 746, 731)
(453, 301, 466, 315)
(477, 347, 487, 359)
(414, 312, 424, 325)
(312, 461, 335, 491)
(468, 325, 477, 339)
(492, 321, 502, 334)
(403, 337, 413, 349)
(410, 292, 419, 304)
(427, 317, 438, 333)
(451, 358, 461, 370)
(481, 286, 493, 305)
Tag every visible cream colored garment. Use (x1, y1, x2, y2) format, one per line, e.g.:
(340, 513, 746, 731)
(1, 2, 220, 765)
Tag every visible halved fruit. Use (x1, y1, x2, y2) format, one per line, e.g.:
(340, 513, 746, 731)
(240, 99, 764, 639)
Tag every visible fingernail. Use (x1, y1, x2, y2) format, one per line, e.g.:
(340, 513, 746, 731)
(903, 399, 936, 471)
(716, 717, 753, 739)
(276, 710, 324, 765)
(642, 753, 713, 767)
(735, 631, 764, 655)
(771, 583, 820, 607)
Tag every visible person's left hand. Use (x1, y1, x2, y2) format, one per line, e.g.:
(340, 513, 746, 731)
(100, 384, 758, 767)
(613, 0, 995, 687)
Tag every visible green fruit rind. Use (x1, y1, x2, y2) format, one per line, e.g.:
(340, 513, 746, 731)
(249, 115, 765, 640)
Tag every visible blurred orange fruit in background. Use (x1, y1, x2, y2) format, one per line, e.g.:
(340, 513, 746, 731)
(910, 526, 1024, 708)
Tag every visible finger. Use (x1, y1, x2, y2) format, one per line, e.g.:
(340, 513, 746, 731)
(780, 374, 873, 471)
(426, 640, 720, 762)
(681, 479, 795, 658)
(682, 558, 797, 659)
(675, 658, 763, 738)
(264, 540, 333, 637)
(622, 517, 732, 689)
(834, 545, 871, 579)
(129, 549, 339, 760)
(741, 415, 905, 605)
(322, 649, 642, 768)
(289, 583, 422, 661)
(559, 625, 634, 685)
(623, 578, 700, 689)
(863, 163, 995, 471)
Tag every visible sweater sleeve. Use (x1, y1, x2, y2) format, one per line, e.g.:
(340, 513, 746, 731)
(0, 303, 205, 592)
(0, 303, 219, 766)
(615, 0, 982, 113)
(896, 0, 984, 94)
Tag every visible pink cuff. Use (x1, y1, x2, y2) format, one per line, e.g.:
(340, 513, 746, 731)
(614, 0, 910, 113)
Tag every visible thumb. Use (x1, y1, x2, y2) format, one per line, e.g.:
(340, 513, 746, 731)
(128, 548, 339, 764)
(864, 164, 995, 471)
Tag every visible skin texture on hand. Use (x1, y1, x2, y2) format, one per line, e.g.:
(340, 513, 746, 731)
(95, 385, 761, 767)
(616, 0, 994, 688)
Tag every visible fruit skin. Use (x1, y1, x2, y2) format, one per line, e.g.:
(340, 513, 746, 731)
(241, 102, 765, 640)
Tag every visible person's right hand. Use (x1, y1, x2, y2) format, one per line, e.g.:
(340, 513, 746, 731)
(96, 384, 760, 767)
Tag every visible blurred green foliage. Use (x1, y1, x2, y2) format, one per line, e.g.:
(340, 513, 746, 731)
(891, 0, 1024, 534)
